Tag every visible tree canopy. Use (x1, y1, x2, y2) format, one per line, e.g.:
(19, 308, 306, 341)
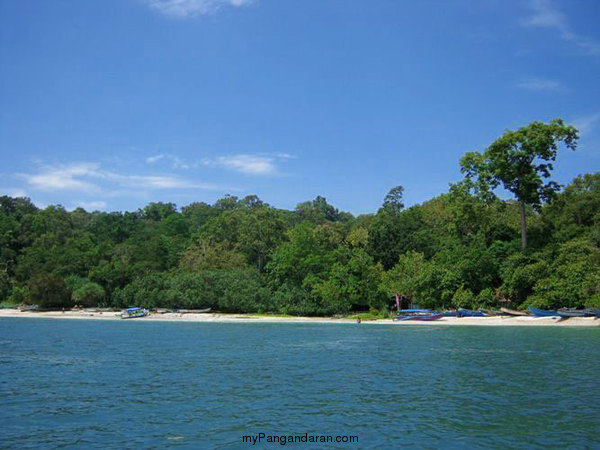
(0, 120, 597, 314)
(460, 119, 578, 249)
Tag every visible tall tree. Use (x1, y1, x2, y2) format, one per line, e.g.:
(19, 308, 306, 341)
(460, 119, 578, 249)
(379, 185, 404, 214)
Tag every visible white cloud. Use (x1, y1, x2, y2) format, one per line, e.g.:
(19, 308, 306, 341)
(20, 162, 219, 193)
(203, 154, 281, 176)
(522, 0, 600, 56)
(19, 163, 101, 192)
(572, 113, 600, 136)
(145, 153, 193, 170)
(515, 77, 563, 92)
(104, 172, 217, 190)
(145, 0, 252, 18)
(146, 154, 166, 164)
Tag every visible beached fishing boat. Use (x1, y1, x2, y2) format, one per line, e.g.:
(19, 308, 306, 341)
(457, 308, 486, 317)
(528, 307, 560, 317)
(393, 309, 443, 321)
(177, 308, 211, 314)
(500, 307, 530, 316)
(120, 307, 149, 319)
(557, 308, 599, 318)
(557, 309, 586, 318)
(585, 308, 600, 317)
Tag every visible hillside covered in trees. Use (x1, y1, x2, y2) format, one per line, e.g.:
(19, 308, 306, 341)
(1, 122, 599, 315)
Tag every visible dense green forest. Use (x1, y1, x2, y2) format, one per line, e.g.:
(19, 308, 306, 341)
(1, 120, 599, 314)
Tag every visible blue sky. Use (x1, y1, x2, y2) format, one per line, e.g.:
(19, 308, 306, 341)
(1, 0, 599, 214)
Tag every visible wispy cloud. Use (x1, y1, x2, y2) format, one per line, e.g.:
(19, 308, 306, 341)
(522, 0, 600, 56)
(572, 113, 600, 136)
(146, 154, 195, 170)
(19, 162, 219, 193)
(202, 154, 285, 176)
(146, 154, 166, 164)
(19, 163, 101, 193)
(515, 77, 564, 92)
(145, 0, 252, 18)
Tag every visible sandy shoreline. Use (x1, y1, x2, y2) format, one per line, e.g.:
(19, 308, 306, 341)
(0, 309, 598, 326)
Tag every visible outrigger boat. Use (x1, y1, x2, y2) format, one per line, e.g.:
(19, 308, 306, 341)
(557, 308, 600, 318)
(500, 307, 530, 316)
(457, 308, 486, 317)
(528, 307, 560, 317)
(120, 307, 149, 319)
(393, 309, 443, 321)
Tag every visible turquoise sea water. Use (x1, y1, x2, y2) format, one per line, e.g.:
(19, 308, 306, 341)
(1, 319, 599, 449)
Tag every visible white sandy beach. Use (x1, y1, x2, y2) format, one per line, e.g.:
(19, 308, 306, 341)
(0, 309, 598, 326)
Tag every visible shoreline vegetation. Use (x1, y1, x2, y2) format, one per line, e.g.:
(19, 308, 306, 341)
(0, 309, 598, 327)
(1, 120, 599, 317)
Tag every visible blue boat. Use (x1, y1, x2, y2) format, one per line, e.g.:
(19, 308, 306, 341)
(528, 307, 560, 317)
(393, 309, 443, 321)
(457, 308, 486, 317)
(120, 307, 149, 319)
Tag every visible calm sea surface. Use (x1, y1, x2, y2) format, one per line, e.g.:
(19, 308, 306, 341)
(1, 318, 599, 449)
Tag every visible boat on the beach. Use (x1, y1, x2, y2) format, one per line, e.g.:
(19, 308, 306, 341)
(557, 308, 600, 318)
(500, 307, 530, 316)
(177, 308, 211, 314)
(19, 305, 39, 312)
(557, 308, 586, 318)
(528, 307, 560, 317)
(457, 308, 486, 317)
(120, 307, 149, 319)
(586, 308, 600, 318)
(393, 309, 444, 321)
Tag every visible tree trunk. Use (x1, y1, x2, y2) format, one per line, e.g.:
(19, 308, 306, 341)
(257, 253, 264, 273)
(519, 201, 527, 250)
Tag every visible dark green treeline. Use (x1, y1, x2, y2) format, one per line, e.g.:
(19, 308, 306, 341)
(1, 173, 598, 314)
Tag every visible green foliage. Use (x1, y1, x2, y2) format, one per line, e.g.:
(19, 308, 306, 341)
(0, 160, 597, 314)
(180, 239, 247, 271)
(381, 251, 433, 305)
(476, 288, 496, 308)
(8, 286, 29, 305)
(296, 196, 347, 224)
(28, 274, 72, 308)
(452, 285, 474, 309)
(526, 238, 600, 309)
(113, 270, 272, 312)
(379, 185, 404, 214)
(72, 281, 105, 307)
(585, 294, 600, 309)
(460, 119, 578, 248)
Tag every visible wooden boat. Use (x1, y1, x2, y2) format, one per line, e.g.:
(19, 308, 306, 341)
(500, 307, 530, 316)
(584, 308, 600, 317)
(120, 307, 149, 319)
(558, 308, 596, 318)
(528, 307, 560, 317)
(393, 309, 443, 321)
(177, 308, 211, 314)
(19, 305, 39, 312)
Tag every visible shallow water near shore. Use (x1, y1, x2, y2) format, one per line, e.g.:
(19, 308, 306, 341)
(1, 318, 599, 448)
